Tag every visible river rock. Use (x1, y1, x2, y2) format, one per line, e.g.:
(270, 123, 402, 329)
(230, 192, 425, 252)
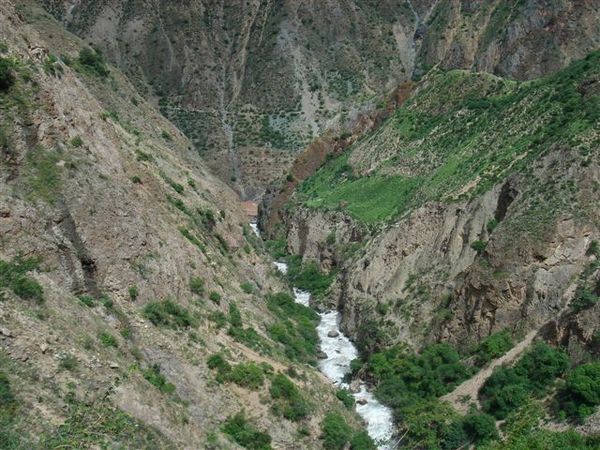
(357, 398, 368, 405)
(317, 351, 328, 359)
(327, 330, 340, 338)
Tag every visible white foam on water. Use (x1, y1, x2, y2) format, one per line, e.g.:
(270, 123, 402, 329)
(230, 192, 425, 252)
(292, 288, 310, 307)
(270, 251, 395, 449)
(316, 310, 358, 383)
(249, 222, 260, 236)
(273, 261, 288, 274)
(353, 386, 395, 449)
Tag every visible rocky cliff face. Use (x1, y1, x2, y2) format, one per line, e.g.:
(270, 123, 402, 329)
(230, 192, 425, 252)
(277, 51, 600, 358)
(38, 0, 600, 198)
(0, 2, 362, 447)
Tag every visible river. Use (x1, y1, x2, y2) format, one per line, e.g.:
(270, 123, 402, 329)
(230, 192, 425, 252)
(250, 223, 395, 448)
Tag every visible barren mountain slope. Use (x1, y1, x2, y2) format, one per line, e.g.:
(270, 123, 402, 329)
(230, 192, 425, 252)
(0, 2, 365, 448)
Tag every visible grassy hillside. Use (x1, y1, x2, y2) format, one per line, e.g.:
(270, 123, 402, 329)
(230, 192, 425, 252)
(297, 51, 599, 224)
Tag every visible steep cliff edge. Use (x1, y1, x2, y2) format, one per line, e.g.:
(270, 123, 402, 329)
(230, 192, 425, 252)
(267, 49, 600, 448)
(0, 2, 366, 448)
(279, 52, 599, 352)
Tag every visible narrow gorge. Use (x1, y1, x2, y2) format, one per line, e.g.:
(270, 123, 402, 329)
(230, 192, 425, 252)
(1, 1, 599, 449)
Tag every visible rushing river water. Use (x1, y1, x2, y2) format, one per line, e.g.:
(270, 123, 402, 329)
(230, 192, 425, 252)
(250, 222, 395, 447)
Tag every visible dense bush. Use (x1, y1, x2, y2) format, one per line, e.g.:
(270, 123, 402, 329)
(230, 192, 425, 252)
(269, 374, 309, 421)
(443, 412, 499, 449)
(0, 57, 15, 91)
(128, 286, 139, 301)
(474, 330, 514, 366)
(320, 412, 376, 450)
(77, 48, 109, 77)
(266, 292, 319, 364)
(286, 256, 335, 298)
(221, 412, 272, 450)
(471, 240, 487, 254)
(228, 303, 243, 328)
(209, 291, 221, 304)
(557, 362, 600, 422)
(240, 282, 254, 294)
(142, 299, 195, 329)
(571, 288, 599, 313)
(320, 412, 352, 450)
(79, 295, 95, 307)
(189, 277, 204, 295)
(361, 343, 472, 447)
(478, 400, 600, 450)
(265, 239, 287, 259)
(368, 343, 472, 407)
(229, 363, 265, 390)
(0, 257, 44, 303)
(0, 371, 16, 424)
(143, 364, 175, 394)
(479, 342, 569, 419)
(336, 389, 355, 409)
(99, 331, 118, 348)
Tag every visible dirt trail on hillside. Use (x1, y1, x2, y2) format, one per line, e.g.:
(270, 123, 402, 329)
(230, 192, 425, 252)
(441, 329, 539, 414)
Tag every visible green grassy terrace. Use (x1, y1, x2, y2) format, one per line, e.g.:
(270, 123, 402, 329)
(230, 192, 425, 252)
(296, 51, 599, 224)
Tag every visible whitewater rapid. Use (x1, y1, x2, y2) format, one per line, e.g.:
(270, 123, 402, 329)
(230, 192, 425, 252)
(274, 261, 395, 449)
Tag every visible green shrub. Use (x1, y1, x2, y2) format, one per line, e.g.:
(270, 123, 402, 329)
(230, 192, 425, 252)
(11, 275, 44, 302)
(209, 291, 221, 304)
(486, 218, 499, 233)
(0, 258, 44, 303)
(228, 303, 243, 328)
(471, 240, 487, 254)
(266, 292, 319, 364)
(0, 57, 15, 91)
(571, 288, 599, 313)
(321, 412, 352, 450)
(58, 352, 79, 371)
(286, 257, 334, 298)
(189, 277, 204, 295)
(557, 362, 600, 422)
(207, 354, 230, 371)
(269, 374, 309, 421)
(77, 48, 109, 77)
(376, 302, 389, 315)
(0, 371, 16, 427)
(131, 176, 142, 184)
(477, 400, 600, 450)
(474, 330, 514, 366)
(336, 389, 354, 409)
(79, 295, 95, 307)
(265, 239, 287, 259)
(456, 412, 499, 447)
(128, 286, 139, 301)
(229, 363, 265, 390)
(142, 299, 195, 329)
(350, 431, 376, 450)
(240, 282, 254, 294)
(70, 136, 84, 147)
(143, 364, 175, 394)
(160, 130, 172, 141)
(208, 311, 227, 328)
(221, 412, 272, 449)
(99, 331, 118, 348)
(100, 295, 113, 309)
(479, 342, 569, 419)
(43, 54, 63, 76)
